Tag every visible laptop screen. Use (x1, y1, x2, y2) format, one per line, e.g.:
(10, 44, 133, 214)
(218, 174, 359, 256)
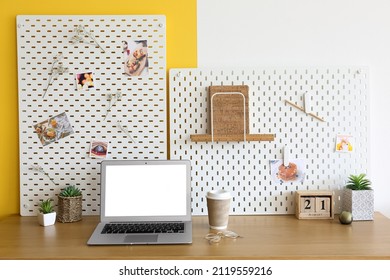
(101, 160, 190, 220)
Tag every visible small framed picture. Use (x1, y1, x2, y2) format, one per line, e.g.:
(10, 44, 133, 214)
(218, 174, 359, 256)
(76, 72, 95, 91)
(90, 139, 109, 159)
(335, 135, 354, 153)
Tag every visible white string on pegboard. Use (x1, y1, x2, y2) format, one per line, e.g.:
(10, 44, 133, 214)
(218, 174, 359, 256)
(169, 67, 369, 215)
(17, 15, 167, 216)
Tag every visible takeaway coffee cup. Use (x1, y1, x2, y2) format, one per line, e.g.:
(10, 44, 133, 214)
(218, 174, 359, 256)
(206, 189, 231, 230)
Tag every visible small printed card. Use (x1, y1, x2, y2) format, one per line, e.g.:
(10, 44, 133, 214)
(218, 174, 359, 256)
(335, 134, 354, 153)
(33, 112, 74, 146)
(123, 40, 149, 77)
(270, 159, 306, 184)
(90, 139, 109, 159)
(76, 72, 95, 91)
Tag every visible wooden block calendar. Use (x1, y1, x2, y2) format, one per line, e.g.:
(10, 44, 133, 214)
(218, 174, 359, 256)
(295, 190, 334, 219)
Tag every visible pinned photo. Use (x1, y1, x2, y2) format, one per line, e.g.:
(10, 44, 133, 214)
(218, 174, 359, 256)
(76, 72, 94, 91)
(33, 112, 74, 146)
(90, 140, 109, 159)
(123, 40, 149, 77)
(270, 159, 306, 184)
(336, 135, 354, 153)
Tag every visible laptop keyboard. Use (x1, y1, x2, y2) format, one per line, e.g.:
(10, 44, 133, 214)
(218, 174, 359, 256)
(101, 222, 185, 234)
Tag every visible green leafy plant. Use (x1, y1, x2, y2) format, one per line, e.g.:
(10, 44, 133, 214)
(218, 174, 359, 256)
(59, 185, 82, 197)
(38, 198, 54, 214)
(345, 174, 372, 190)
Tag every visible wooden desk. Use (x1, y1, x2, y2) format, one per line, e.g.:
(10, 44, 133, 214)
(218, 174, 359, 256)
(1, 213, 390, 260)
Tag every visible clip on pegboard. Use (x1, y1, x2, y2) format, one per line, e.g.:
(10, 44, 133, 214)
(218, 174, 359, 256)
(283, 145, 290, 167)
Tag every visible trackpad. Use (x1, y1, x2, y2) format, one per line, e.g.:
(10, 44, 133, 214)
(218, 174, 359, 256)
(124, 234, 158, 243)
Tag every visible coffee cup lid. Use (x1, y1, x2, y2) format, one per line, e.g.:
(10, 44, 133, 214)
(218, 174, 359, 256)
(206, 189, 231, 200)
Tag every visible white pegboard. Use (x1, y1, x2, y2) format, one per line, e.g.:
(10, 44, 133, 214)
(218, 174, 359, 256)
(169, 67, 370, 215)
(17, 15, 167, 216)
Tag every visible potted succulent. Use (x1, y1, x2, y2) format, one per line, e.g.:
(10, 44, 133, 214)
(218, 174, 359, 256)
(57, 185, 83, 223)
(37, 198, 56, 226)
(343, 173, 374, 221)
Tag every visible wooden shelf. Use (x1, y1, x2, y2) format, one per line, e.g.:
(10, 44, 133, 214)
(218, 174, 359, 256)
(190, 134, 275, 142)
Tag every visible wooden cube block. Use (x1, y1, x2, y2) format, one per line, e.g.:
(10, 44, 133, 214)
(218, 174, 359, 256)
(300, 197, 316, 213)
(316, 197, 330, 213)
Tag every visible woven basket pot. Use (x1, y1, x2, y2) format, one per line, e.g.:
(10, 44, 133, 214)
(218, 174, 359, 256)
(57, 195, 82, 223)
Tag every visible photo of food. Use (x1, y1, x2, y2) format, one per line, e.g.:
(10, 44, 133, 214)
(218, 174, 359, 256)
(269, 159, 306, 184)
(76, 72, 94, 91)
(33, 112, 74, 146)
(123, 40, 149, 77)
(335, 134, 354, 153)
(90, 139, 109, 159)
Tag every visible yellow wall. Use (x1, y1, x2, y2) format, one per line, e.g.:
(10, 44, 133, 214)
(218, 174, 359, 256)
(0, 0, 197, 219)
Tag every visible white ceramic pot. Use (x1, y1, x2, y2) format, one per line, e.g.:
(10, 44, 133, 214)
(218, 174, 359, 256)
(37, 212, 56, 226)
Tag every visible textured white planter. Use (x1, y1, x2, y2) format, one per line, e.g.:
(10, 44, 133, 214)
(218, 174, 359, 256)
(37, 212, 56, 226)
(343, 189, 374, 221)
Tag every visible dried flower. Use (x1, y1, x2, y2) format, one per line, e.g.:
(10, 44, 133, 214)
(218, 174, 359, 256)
(70, 25, 105, 53)
(117, 121, 136, 143)
(30, 164, 58, 186)
(43, 53, 68, 98)
(103, 91, 122, 121)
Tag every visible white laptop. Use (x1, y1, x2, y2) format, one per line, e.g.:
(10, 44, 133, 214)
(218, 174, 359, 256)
(87, 159, 192, 245)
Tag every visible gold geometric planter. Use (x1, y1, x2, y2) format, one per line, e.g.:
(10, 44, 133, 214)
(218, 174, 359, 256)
(57, 195, 82, 223)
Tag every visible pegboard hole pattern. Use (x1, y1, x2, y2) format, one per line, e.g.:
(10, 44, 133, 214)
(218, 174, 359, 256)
(170, 68, 369, 215)
(17, 15, 167, 216)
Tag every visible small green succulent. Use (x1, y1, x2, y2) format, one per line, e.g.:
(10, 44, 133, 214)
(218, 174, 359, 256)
(38, 198, 54, 214)
(59, 185, 82, 197)
(345, 174, 372, 190)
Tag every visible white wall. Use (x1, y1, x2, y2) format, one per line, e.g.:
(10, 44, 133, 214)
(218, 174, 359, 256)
(198, 0, 390, 217)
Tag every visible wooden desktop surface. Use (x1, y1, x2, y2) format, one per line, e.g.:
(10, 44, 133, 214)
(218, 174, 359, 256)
(1, 213, 390, 260)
